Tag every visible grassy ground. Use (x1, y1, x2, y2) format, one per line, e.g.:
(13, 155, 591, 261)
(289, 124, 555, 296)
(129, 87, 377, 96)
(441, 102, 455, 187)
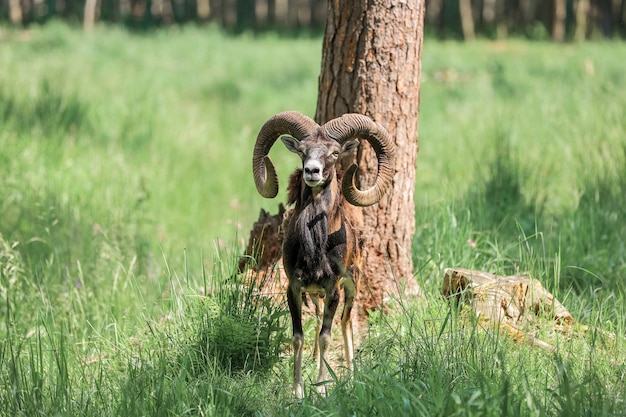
(0, 22, 625, 416)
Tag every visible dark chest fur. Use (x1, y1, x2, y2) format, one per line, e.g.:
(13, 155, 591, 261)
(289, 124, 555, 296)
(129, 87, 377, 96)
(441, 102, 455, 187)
(284, 170, 349, 285)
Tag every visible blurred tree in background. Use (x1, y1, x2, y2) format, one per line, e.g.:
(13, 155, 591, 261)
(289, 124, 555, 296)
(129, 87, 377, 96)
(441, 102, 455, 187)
(1, 0, 624, 40)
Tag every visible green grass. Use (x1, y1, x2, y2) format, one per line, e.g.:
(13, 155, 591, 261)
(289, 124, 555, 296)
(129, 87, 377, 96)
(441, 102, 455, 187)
(1, 22, 625, 416)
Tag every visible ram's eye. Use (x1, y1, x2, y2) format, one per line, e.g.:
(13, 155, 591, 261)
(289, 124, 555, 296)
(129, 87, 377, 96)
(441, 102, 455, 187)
(331, 151, 340, 158)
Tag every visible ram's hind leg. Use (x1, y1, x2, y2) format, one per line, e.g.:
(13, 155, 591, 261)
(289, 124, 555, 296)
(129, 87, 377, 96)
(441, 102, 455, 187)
(287, 282, 304, 399)
(340, 275, 355, 372)
(310, 293, 323, 366)
(316, 289, 339, 396)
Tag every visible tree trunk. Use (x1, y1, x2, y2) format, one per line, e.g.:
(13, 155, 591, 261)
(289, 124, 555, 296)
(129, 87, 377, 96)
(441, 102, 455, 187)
(483, 0, 496, 24)
(197, 0, 210, 20)
(255, 0, 269, 26)
(9, 0, 23, 24)
(553, 0, 567, 41)
(495, 0, 508, 38)
(459, 0, 476, 40)
(315, 0, 425, 316)
(575, 0, 590, 40)
(84, 0, 98, 30)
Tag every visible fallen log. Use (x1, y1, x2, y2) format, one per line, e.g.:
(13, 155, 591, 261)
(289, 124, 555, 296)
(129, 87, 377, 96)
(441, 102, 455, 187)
(442, 268, 573, 353)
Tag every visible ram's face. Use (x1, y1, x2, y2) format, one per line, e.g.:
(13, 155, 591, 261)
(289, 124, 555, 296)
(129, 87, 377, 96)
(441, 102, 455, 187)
(281, 136, 344, 188)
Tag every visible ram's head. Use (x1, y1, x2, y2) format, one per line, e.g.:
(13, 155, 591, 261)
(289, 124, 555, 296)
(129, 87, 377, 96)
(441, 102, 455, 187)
(252, 111, 395, 207)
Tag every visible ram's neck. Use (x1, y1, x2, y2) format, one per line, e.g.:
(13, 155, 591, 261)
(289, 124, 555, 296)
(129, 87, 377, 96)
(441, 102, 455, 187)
(305, 174, 339, 212)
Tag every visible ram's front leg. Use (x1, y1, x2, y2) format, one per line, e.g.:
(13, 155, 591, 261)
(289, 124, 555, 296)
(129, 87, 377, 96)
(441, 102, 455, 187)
(340, 275, 356, 373)
(287, 282, 304, 398)
(316, 288, 339, 396)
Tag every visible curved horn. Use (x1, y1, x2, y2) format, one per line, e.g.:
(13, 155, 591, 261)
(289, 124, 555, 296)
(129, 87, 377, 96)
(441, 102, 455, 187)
(253, 111, 319, 198)
(323, 114, 396, 207)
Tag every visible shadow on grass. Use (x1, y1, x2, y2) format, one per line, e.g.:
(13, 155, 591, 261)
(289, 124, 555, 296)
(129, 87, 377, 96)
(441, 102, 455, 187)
(0, 80, 89, 139)
(464, 134, 544, 244)
(418, 128, 625, 295)
(558, 144, 626, 293)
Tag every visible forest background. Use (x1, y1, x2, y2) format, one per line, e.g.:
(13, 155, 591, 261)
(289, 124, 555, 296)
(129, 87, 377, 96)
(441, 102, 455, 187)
(3, 0, 626, 41)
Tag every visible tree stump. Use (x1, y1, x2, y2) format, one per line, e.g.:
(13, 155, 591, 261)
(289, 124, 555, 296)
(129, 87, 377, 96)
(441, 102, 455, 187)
(237, 205, 288, 302)
(238, 205, 286, 274)
(442, 268, 573, 353)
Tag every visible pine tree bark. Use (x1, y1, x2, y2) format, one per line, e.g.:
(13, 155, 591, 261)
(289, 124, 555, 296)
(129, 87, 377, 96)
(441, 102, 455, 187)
(315, 0, 425, 316)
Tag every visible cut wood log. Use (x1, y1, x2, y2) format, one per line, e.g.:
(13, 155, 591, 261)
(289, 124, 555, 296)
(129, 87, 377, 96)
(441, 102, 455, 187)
(442, 268, 573, 353)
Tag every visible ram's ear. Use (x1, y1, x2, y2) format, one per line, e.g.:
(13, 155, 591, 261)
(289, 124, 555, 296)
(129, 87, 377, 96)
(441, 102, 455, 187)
(280, 135, 301, 154)
(340, 139, 360, 155)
